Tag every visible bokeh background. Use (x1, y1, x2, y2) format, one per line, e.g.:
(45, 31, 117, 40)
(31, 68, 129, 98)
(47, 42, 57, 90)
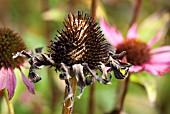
(0, 0, 170, 114)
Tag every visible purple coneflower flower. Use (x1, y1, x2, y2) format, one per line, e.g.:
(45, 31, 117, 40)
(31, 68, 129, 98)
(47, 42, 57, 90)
(0, 27, 35, 100)
(100, 19, 170, 76)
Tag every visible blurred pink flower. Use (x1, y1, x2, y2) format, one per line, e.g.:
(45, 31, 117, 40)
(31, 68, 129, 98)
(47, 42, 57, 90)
(0, 27, 35, 100)
(100, 19, 170, 76)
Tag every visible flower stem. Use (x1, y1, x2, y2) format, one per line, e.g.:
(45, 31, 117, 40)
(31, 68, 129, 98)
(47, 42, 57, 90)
(129, 0, 142, 27)
(89, 83, 95, 114)
(3, 89, 14, 114)
(68, 0, 77, 12)
(89, 0, 98, 114)
(62, 75, 77, 114)
(118, 76, 130, 113)
(91, 0, 98, 19)
(109, 76, 130, 114)
(108, 1, 143, 113)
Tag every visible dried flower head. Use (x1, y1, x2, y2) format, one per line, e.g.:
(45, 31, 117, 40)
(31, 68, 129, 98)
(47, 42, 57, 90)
(14, 11, 131, 103)
(0, 27, 34, 100)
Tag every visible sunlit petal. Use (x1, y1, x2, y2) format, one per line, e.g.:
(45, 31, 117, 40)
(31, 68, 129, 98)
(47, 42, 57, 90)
(127, 23, 139, 39)
(100, 18, 123, 46)
(150, 46, 170, 54)
(129, 65, 143, 72)
(143, 63, 169, 76)
(149, 52, 170, 64)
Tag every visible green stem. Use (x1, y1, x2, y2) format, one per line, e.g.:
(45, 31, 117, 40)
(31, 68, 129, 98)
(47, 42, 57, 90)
(62, 75, 77, 114)
(3, 89, 14, 114)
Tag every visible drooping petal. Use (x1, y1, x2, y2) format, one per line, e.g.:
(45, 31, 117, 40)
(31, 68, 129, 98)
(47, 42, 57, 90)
(100, 18, 123, 46)
(19, 68, 35, 94)
(0, 67, 8, 90)
(149, 52, 170, 64)
(127, 23, 139, 39)
(150, 46, 170, 54)
(129, 65, 143, 72)
(147, 32, 162, 47)
(143, 63, 170, 76)
(6, 68, 16, 100)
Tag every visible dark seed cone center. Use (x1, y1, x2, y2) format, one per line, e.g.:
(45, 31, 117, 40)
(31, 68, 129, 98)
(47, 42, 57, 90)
(116, 38, 150, 65)
(49, 12, 110, 69)
(0, 27, 26, 68)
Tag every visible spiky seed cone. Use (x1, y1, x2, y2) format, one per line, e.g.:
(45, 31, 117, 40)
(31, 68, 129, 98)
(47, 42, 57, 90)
(49, 11, 110, 69)
(0, 27, 26, 68)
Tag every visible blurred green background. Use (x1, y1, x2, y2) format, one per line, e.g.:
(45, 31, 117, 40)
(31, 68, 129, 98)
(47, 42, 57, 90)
(0, 0, 170, 114)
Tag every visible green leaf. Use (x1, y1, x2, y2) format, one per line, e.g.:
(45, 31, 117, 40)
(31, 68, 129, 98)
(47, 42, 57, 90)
(130, 72, 157, 106)
(138, 8, 170, 46)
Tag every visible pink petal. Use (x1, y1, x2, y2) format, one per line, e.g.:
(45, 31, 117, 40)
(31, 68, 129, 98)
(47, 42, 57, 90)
(6, 68, 16, 100)
(149, 52, 170, 64)
(19, 68, 35, 94)
(0, 67, 8, 90)
(143, 63, 170, 76)
(127, 23, 139, 39)
(147, 32, 162, 47)
(150, 46, 170, 54)
(100, 18, 123, 46)
(129, 65, 143, 73)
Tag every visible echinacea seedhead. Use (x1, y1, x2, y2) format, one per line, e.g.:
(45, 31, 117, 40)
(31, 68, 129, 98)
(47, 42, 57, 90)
(49, 12, 110, 69)
(13, 11, 131, 105)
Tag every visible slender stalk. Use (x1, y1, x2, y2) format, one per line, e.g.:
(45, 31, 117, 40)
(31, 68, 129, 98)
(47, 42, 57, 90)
(0, 0, 10, 26)
(89, 0, 98, 114)
(108, 56, 130, 114)
(109, 76, 130, 114)
(129, 0, 142, 27)
(91, 0, 98, 19)
(62, 75, 77, 114)
(118, 76, 130, 113)
(68, 0, 78, 12)
(3, 89, 14, 114)
(89, 83, 95, 114)
(109, 1, 143, 113)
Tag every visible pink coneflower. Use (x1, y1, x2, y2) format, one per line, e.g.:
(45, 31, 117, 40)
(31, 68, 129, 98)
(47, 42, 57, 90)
(0, 27, 35, 100)
(100, 19, 170, 76)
